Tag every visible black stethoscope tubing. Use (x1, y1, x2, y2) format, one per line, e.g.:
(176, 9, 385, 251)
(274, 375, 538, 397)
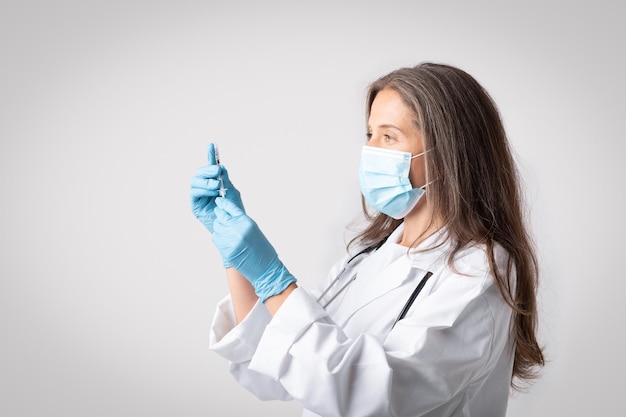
(317, 237, 432, 328)
(391, 271, 432, 329)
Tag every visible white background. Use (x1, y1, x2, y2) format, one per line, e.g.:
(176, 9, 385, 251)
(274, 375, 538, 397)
(1, 1, 624, 415)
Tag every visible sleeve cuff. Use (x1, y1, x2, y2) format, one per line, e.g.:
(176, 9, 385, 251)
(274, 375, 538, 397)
(209, 295, 273, 363)
(248, 287, 328, 379)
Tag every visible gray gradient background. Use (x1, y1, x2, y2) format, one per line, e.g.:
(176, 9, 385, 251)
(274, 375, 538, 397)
(1, 0, 623, 416)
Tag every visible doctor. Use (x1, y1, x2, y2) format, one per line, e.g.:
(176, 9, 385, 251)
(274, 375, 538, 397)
(190, 62, 545, 416)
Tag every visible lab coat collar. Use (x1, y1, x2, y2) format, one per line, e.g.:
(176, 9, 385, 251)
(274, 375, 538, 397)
(386, 223, 450, 271)
(344, 224, 450, 320)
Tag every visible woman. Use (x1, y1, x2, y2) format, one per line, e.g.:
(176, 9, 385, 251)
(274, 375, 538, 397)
(190, 62, 544, 416)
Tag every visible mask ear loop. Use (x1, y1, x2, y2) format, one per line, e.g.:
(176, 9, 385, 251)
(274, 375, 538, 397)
(406, 145, 443, 258)
(419, 180, 435, 190)
(410, 148, 430, 160)
(409, 147, 434, 190)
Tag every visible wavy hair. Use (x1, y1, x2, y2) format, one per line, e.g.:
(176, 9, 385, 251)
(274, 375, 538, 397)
(349, 62, 544, 388)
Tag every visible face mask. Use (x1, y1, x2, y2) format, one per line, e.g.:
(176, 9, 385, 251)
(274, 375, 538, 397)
(358, 145, 428, 219)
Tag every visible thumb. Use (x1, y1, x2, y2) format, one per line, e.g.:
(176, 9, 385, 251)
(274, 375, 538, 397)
(215, 196, 245, 217)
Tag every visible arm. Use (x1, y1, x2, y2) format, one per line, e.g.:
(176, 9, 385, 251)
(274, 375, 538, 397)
(191, 145, 296, 400)
(191, 145, 267, 321)
(191, 145, 298, 313)
(226, 267, 259, 323)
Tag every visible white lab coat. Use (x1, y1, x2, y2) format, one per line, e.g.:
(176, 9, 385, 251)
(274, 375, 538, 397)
(210, 225, 515, 417)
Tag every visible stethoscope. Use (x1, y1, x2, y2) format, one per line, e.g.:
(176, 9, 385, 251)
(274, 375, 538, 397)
(316, 236, 433, 329)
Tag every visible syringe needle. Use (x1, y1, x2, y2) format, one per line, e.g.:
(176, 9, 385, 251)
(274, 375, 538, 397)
(214, 144, 226, 197)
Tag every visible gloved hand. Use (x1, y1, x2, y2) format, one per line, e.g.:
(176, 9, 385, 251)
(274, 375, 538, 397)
(212, 197, 297, 302)
(190, 143, 244, 233)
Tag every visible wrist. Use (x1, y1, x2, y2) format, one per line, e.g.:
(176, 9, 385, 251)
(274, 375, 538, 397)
(255, 262, 297, 303)
(264, 282, 298, 315)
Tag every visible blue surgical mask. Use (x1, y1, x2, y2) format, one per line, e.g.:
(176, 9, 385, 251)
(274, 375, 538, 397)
(358, 145, 428, 219)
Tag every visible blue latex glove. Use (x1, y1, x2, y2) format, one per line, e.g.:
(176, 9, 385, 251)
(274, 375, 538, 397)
(212, 197, 297, 302)
(190, 143, 244, 233)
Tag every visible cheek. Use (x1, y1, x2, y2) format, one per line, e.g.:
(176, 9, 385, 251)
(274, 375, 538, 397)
(409, 159, 427, 187)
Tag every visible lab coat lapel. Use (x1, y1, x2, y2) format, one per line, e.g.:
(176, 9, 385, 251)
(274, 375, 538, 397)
(344, 226, 449, 320)
(341, 252, 415, 321)
(358, 256, 415, 306)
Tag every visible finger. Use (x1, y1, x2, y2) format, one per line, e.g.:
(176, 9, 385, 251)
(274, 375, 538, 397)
(191, 176, 221, 191)
(207, 143, 217, 165)
(215, 196, 245, 217)
(195, 165, 221, 179)
(190, 186, 219, 199)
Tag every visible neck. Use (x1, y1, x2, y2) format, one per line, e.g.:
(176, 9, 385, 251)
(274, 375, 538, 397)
(398, 198, 443, 247)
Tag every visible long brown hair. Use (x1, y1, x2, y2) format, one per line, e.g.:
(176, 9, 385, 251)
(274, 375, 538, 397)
(350, 62, 544, 388)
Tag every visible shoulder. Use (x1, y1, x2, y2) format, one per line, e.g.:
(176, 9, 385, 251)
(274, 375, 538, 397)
(424, 241, 513, 321)
(445, 241, 511, 284)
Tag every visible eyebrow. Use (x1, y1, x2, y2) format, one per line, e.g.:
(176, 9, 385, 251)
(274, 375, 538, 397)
(368, 123, 405, 134)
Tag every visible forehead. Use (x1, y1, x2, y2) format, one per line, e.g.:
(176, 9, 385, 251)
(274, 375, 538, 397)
(368, 88, 417, 126)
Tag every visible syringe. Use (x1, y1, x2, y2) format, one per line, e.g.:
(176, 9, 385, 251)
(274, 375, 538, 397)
(215, 144, 227, 197)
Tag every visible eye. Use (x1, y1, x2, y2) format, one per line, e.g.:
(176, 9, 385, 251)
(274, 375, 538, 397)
(383, 134, 395, 143)
(366, 132, 373, 141)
